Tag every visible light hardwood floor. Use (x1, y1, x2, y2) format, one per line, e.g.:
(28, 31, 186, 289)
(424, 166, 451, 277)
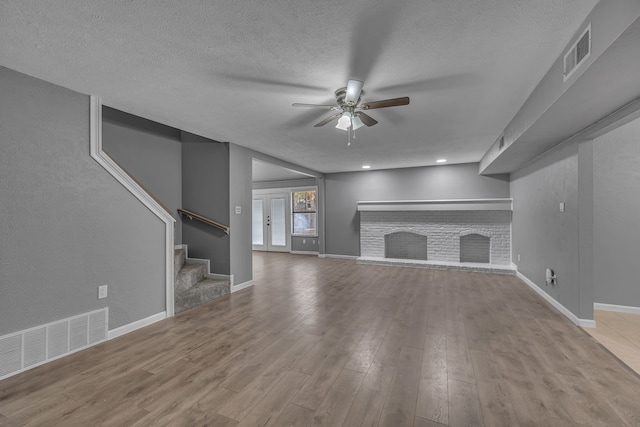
(585, 310, 640, 375)
(2, 252, 640, 426)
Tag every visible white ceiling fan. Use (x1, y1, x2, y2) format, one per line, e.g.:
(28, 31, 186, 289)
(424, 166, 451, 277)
(292, 79, 410, 131)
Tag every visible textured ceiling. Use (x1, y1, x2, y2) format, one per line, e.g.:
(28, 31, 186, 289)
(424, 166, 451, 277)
(0, 0, 599, 173)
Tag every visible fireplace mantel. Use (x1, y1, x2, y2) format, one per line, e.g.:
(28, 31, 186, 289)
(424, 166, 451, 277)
(357, 198, 513, 212)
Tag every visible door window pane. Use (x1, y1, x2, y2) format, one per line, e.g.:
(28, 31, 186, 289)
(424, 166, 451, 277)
(270, 198, 286, 246)
(252, 199, 263, 245)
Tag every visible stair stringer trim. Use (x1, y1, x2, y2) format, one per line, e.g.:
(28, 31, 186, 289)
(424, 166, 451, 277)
(91, 96, 176, 317)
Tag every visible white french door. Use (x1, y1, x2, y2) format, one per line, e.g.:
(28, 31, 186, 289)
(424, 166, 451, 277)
(252, 193, 291, 252)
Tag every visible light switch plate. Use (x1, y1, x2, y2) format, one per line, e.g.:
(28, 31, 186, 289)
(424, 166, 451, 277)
(98, 285, 108, 299)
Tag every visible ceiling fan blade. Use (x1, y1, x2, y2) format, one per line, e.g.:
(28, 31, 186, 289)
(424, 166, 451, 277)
(314, 112, 342, 127)
(361, 97, 410, 110)
(292, 103, 339, 110)
(344, 80, 364, 106)
(355, 112, 378, 127)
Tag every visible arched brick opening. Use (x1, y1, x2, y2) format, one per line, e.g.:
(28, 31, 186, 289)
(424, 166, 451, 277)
(385, 232, 428, 260)
(460, 233, 490, 263)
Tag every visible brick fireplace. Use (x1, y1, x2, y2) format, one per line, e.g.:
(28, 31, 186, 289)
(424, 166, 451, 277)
(356, 199, 515, 274)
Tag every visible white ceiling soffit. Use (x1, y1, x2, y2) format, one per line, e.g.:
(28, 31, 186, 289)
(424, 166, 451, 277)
(480, 4, 640, 175)
(0, 1, 598, 173)
(252, 159, 314, 183)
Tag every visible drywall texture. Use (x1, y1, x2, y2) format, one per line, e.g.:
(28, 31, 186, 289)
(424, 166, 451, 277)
(0, 66, 166, 335)
(181, 133, 230, 275)
(102, 107, 183, 243)
(252, 178, 317, 190)
(593, 116, 640, 307)
(229, 143, 253, 287)
(510, 141, 581, 315)
(324, 163, 509, 256)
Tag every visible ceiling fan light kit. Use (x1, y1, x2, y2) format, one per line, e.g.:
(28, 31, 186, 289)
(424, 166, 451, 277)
(292, 79, 410, 140)
(335, 113, 352, 131)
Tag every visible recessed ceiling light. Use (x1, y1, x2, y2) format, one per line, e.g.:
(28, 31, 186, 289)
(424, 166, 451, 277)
(362, 165, 371, 169)
(436, 159, 447, 163)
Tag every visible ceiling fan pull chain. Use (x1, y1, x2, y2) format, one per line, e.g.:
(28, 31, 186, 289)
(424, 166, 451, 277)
(347, 125, 352, 146)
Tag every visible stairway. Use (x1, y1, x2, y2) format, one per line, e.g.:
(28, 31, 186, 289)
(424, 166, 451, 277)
(174, 248, 230, 313)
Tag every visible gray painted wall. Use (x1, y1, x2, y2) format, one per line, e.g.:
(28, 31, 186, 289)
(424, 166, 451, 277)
(181, 132, 230, 275)
(102, 108, 183, 243)
(229, 143, 253, 286)
(324, 163, 509, 256)
(252, 178, 317, 190)
(0, 66, 166, 334)
(510, 141, 583, 316)
(593, 116, 640, 307)
(292, 236, 319, 252)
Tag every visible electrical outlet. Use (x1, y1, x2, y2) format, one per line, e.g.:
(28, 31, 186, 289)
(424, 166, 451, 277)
(559, 202, 565, 213)
(98, 285, 108, 299)
(312, 239, 316, 245)
(517, 254, 521, 262)
(235, 206, 241, 214)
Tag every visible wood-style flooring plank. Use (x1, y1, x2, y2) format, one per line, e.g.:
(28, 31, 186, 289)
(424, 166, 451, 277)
(1, 252, 640, 426)
(235, 370, 309, 427)
(379, 345, 423, 427)
(416, 334, 448, 425)
(341, 362, 396, 427)
(310, 368, 365, 426)
(447, 378, 484, 427)
(270, 403, 316, 426)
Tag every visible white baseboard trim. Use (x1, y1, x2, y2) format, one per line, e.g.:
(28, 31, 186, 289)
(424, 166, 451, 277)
(108, 311, 167, 340)
(320, 254, 359, 260)
(516, 272, 596, 328)
(594, 303, 640, 315)
(232, 280, 254, 293)
(290, 250, 319, 256)
(209, 273, 233, 282)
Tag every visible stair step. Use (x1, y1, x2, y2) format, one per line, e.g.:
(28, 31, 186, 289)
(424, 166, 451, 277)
(175, 278, 230, 313)
(175, 262, 206, 294)
(174, 249, 186, 278)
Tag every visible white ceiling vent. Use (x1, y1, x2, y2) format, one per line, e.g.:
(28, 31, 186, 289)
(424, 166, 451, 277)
(564, 24, 591, 81)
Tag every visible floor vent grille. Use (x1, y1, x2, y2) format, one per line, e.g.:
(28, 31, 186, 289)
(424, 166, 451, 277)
(0, 308, 108, 381)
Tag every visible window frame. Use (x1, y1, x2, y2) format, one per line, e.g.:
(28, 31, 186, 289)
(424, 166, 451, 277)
(291, 187, 318, 237)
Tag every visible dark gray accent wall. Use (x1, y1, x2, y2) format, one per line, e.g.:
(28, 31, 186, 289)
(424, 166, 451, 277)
(291, 236, 319, 252)
(324, 163, 509, 256)
(0, 66, 166, 334)
(511, 141, 585, 317)
(102, 108, 183, 243)
(593, 116, 640, 307)
(181, 132, 230, 274)
(229, 143, 253, 286)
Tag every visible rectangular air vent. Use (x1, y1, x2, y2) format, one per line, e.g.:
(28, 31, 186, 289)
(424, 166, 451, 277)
(0, 308, 108, 381)
(564, 24, 591, 81)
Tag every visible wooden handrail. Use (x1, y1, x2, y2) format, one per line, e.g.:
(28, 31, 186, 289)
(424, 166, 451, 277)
(178, 208, 230, 234)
